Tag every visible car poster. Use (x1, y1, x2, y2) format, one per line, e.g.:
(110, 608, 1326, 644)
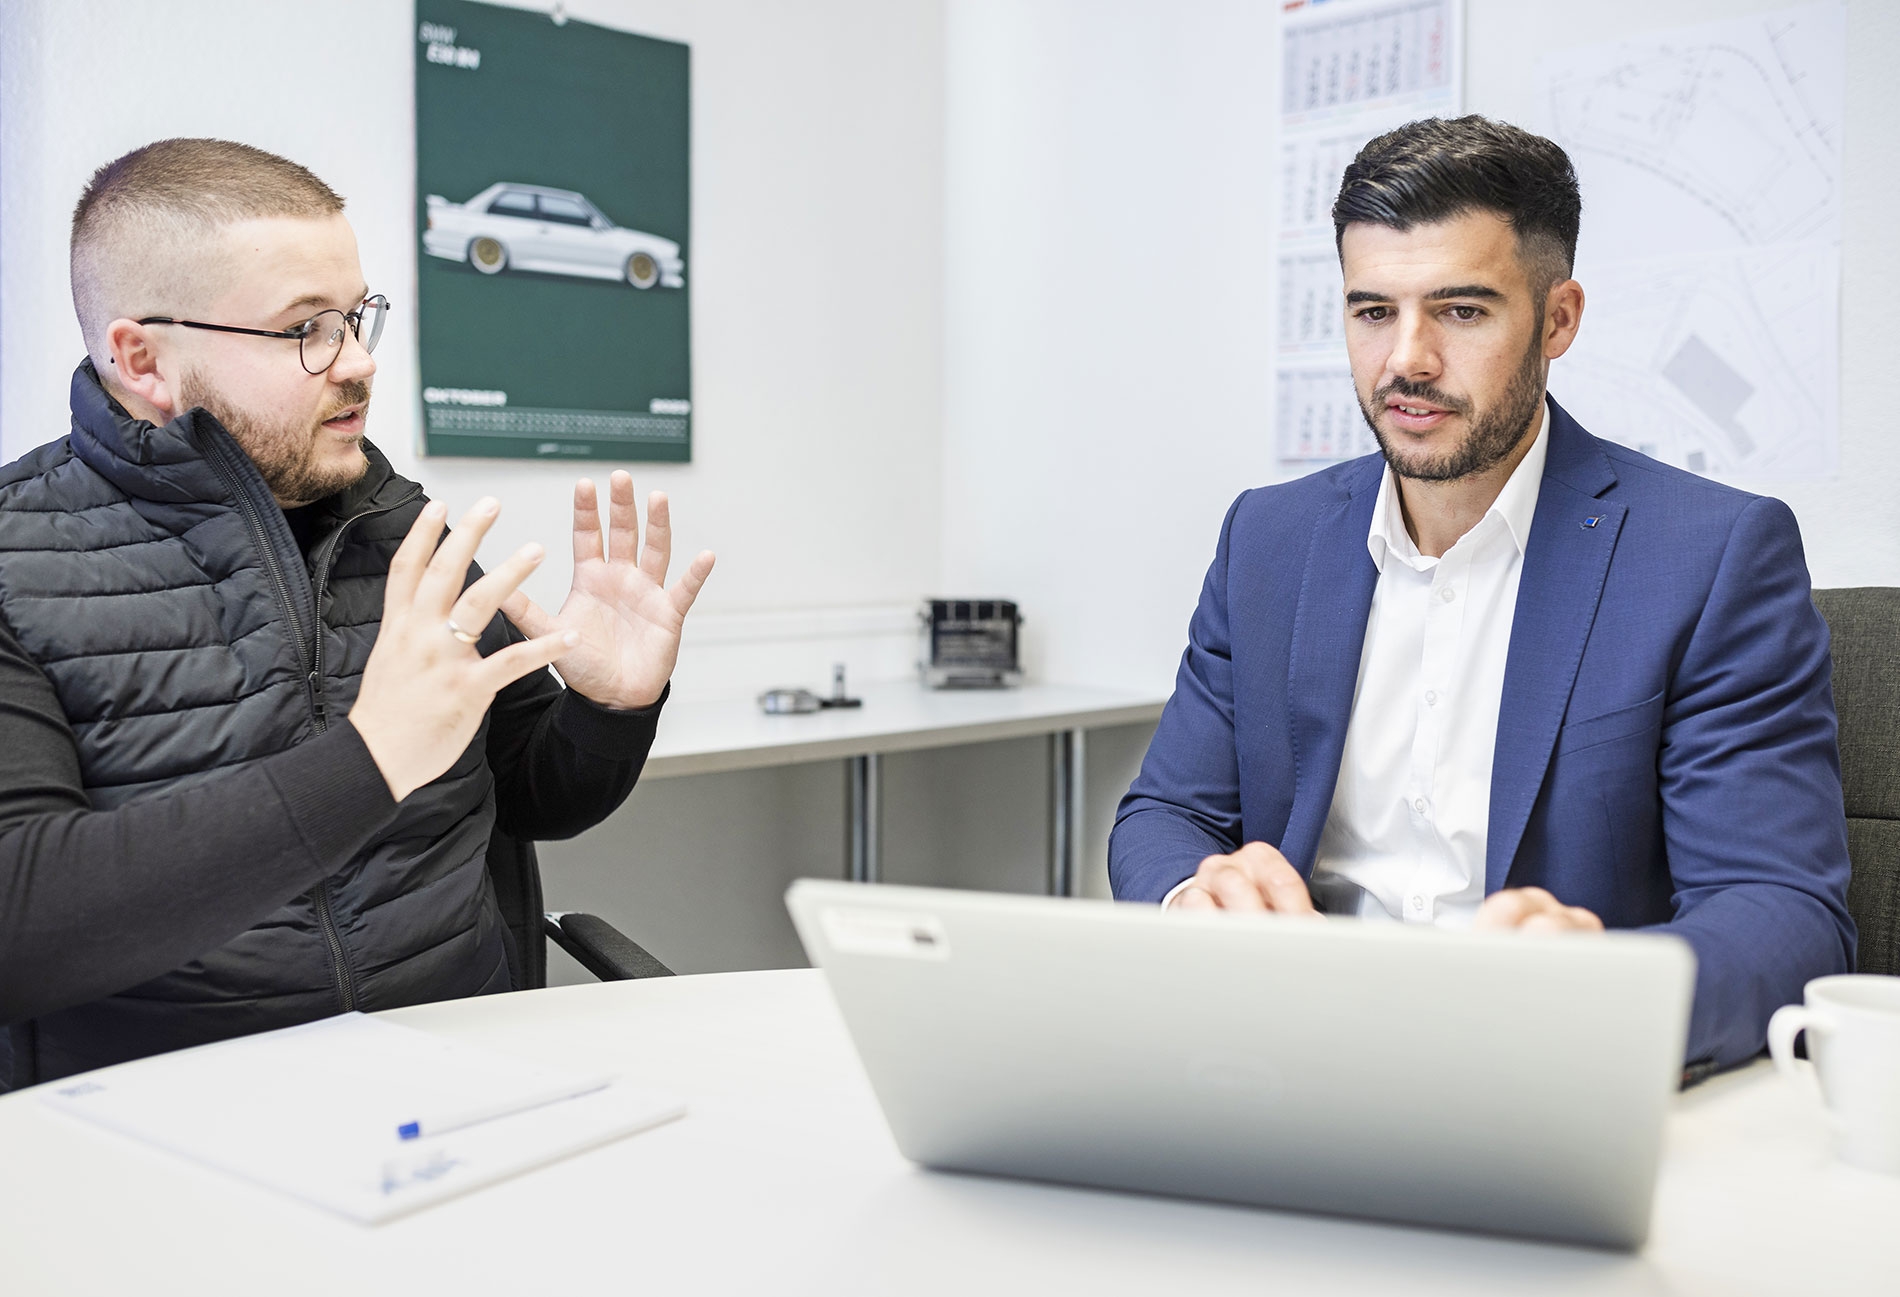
(414, 0, 690, 461)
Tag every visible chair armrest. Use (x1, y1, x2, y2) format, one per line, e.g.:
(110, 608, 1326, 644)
(543, 911, 676, 981)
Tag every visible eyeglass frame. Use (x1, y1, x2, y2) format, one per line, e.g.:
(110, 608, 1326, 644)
(136, 294, 390, 375)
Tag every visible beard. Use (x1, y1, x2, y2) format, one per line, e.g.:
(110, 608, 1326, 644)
(177, 369, 373, 506)
(1356, 323, 1548, 483)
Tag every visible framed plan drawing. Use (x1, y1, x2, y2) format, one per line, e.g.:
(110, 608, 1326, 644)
(1534, 2, 1844, 481)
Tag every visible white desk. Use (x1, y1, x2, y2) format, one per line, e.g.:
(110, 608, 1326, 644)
(2, 970, 1891, 1296)
(643, 682, 1167, 891)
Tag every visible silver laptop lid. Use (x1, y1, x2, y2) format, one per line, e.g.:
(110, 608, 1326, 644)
(787, 879, 1694, 1249)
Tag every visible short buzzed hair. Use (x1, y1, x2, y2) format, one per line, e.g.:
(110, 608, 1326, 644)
(1332, 116, 1581, 297)
(70, 138, 345, 371)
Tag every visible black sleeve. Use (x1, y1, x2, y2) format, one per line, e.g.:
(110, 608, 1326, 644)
(482, 618, 665, 843)
(0, 618, 402, 1025)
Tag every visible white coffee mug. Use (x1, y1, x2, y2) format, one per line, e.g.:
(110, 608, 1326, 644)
(1767, 974, 1900, 1175)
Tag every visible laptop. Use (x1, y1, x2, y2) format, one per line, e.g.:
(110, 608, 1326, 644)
(785, 879, 1695, 1249)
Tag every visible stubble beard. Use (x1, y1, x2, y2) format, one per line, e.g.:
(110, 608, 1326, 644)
(177, 369, 373, 506)
(1356, 322, 1549, 484)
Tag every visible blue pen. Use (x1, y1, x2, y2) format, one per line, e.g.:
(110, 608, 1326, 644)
(396, 1073, 613, 1141)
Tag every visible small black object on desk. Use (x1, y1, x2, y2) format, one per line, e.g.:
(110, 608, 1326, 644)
(919, 599, 1022, 688)
(758, 663, 862, 715)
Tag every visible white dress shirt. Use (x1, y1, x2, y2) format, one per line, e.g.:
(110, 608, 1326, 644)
(1309, 407, 1549, 926)
(1159, 410, 1550, 917)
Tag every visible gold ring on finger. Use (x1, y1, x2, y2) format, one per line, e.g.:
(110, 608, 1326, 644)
(445, 617, 481, 645)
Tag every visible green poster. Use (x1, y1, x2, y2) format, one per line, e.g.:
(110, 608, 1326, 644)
(414, 1, 691, 461)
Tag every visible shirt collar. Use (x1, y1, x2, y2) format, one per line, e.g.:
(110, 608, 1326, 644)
(1366, 400, 1551, 574)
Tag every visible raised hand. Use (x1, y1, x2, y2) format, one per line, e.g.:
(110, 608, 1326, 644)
(348, 497, 580, 802)
(498, 471, 715, 711)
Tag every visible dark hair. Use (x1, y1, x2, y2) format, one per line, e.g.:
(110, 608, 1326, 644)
(1332, 116, 1581, 292)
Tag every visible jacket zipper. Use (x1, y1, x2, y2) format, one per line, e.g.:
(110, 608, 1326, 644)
(200, 441, 311, 673)
(199, 430, 419, 1017)
(306, 486, 423, 735)
(300, 487, 424, 1014)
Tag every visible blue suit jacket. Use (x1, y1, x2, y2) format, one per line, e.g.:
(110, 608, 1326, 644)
(1110, 398, 1856, 1069)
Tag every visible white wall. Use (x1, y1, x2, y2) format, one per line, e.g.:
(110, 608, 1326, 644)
(942, 0, 1280, 694)
(942, 0, 1900, 698)
(0, 0, 946, 701)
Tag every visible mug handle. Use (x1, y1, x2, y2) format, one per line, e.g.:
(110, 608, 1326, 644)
(1767, 1004, 1830, 1106)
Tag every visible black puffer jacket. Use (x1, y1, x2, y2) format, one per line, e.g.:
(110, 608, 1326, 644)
(0, 363, 658, 1084)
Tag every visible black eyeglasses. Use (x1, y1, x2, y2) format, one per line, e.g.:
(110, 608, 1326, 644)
(138, 294, 390, 375)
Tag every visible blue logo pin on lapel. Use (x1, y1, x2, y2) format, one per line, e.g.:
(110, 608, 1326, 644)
(1581, 516, 1602, 529)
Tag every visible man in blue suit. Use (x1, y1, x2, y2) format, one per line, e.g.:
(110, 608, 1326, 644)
(1109, 116, 1855, 1074)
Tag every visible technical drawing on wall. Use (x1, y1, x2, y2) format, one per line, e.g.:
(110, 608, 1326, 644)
(1273, 0, 1464, 476)
(1535, 1, 1844, 481)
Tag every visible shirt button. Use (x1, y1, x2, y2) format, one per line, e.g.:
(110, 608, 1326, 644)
(1424, 690, 1437, 706)
(1440, 587, 1457, 603)
(1412, 797, 1427, 814)
(1410, 895, 1426, 912)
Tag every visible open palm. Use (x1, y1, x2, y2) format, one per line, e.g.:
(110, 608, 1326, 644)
(499, 472, 715, 710)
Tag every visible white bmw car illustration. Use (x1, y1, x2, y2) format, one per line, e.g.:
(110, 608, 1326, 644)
(423, 182, 684, 289)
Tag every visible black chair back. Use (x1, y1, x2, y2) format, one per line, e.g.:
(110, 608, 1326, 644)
(485, 829, 548, 991)
(1813, 587, 1900, 976)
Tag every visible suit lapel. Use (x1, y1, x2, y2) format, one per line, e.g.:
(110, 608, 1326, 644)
(1484, 401, 1624, 892)
(1281, 462, 1381, 874)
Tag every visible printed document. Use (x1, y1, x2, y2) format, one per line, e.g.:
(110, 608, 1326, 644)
(42, 1013, 684, 1224)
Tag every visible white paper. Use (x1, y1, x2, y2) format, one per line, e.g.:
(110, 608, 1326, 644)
(1535, 2, 1845, 481)
(43, 1013, 685, 1224)
(1273, 0, 1464, 475)
(1552, 244, 1840, 480)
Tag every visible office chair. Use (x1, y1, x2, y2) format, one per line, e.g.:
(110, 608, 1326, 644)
(1813, 587, 1900, 976)
(485, 830, 675, 989)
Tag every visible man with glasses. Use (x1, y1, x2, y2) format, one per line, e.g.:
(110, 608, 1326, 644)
(0, 138, 715, 1087)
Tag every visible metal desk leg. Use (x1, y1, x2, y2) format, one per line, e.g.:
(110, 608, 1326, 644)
(847, 753, 881, 883)
(1048, 728, 1085, 897)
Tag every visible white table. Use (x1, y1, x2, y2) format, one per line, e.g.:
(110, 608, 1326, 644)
(2, 970, 1891, 1296)
(643, 682, 1167, 892)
